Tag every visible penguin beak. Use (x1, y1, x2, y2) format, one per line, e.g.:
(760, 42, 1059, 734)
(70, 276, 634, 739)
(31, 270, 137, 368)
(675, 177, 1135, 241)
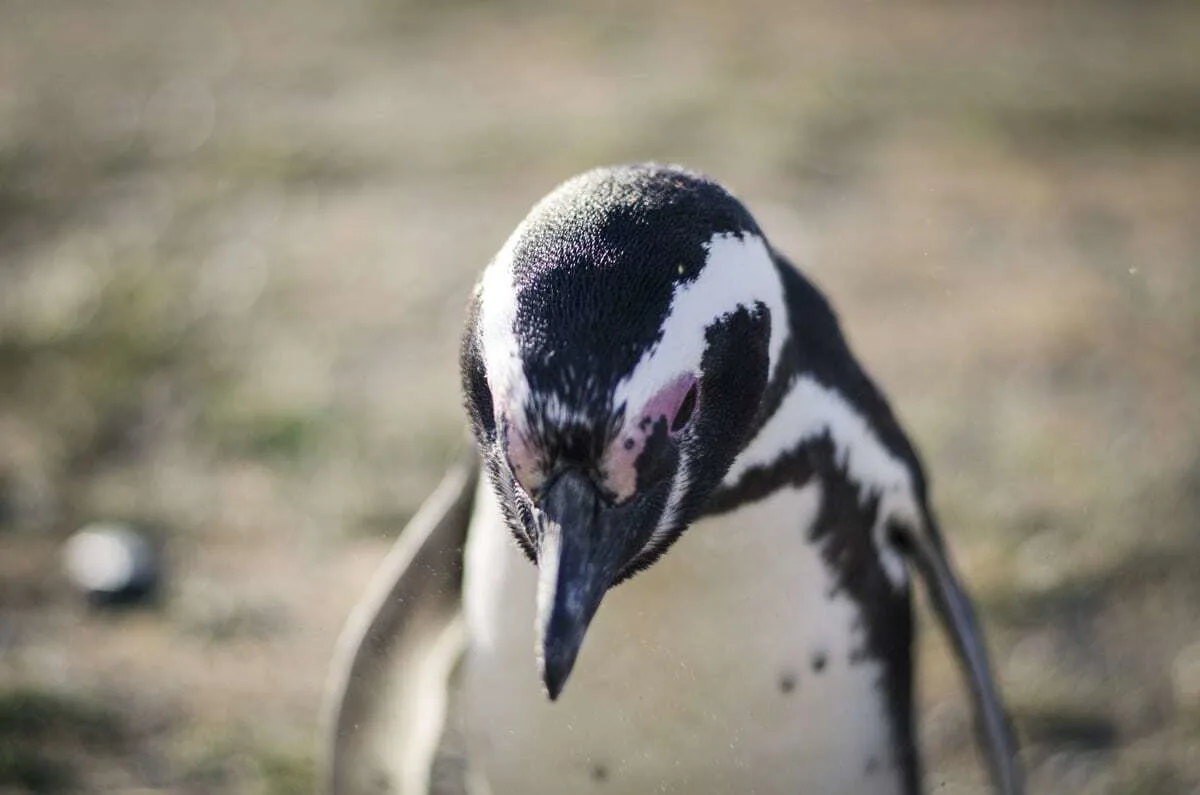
(534, 469, 633, 701)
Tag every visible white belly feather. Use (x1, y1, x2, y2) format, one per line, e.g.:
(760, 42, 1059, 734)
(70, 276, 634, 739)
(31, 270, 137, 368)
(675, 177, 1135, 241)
(461, 478, 906, 795)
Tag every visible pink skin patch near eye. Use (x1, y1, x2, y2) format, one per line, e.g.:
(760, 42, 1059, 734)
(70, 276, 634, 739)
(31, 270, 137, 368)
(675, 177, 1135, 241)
(505, 422, 545, 496)
(602, 373, 699, 502)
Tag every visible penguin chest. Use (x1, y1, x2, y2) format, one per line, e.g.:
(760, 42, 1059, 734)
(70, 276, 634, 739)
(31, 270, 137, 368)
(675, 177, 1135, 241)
(461, 481, 912, 795)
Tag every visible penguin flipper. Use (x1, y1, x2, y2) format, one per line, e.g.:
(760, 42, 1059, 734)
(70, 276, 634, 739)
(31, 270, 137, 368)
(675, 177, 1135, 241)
(321, 448, 480, 795)
(897, 518, 1025, 795)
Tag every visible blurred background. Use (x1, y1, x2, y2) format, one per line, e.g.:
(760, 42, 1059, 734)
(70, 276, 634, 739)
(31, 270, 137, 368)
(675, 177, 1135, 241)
(1, 0, 1198, 793)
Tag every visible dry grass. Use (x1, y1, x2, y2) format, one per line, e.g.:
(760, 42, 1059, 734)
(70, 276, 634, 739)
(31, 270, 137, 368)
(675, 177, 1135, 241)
(1, 0, 1198, 792)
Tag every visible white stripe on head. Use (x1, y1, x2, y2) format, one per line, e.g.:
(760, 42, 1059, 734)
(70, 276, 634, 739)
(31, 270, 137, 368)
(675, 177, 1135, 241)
(478, 229, 529, 430)
(612, 232, 788, 426)
(612, 231, 789, 544)
(481, 230, 788, 442)
(724, 376, 916, 587)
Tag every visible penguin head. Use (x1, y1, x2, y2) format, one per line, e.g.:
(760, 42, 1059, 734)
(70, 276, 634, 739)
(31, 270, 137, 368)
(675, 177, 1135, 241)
(461, 163, 790, 699)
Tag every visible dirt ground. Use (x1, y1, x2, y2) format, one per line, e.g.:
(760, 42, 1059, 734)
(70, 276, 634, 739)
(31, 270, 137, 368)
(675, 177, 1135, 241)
(1, 0, 1198, 793)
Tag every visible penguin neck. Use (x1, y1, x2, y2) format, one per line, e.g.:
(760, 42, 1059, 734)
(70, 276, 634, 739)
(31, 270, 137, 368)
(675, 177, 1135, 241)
(703, 253, 928, 526)
(686, 257, 925, 790)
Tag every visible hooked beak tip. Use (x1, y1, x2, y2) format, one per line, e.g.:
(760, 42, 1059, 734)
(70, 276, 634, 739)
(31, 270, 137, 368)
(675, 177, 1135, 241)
(539, 635, 580, 701)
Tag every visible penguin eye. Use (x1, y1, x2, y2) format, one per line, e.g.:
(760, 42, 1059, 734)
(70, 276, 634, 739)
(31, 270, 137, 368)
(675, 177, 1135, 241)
(670, 383, 698, 433)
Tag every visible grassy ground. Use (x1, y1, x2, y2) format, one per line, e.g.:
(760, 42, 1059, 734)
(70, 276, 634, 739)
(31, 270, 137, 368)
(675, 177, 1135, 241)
(1, 0, 1198, 792)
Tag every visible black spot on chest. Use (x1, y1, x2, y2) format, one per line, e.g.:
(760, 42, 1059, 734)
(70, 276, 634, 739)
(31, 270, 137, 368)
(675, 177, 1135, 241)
(704, 434, 921, 793)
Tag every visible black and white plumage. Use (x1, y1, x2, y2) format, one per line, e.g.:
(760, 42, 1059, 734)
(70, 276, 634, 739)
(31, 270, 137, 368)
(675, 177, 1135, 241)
(322, 163, 1023, 795)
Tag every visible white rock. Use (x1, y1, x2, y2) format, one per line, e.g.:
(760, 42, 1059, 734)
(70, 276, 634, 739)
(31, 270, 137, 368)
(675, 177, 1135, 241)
(62, 522, 157, 600)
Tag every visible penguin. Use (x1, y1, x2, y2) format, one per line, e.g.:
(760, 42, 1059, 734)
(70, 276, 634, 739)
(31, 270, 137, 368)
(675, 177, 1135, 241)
(321, 163, 1023, 795)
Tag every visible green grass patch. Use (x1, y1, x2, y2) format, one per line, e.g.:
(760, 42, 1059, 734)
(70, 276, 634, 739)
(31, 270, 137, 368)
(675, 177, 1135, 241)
(984, 542, 1200, 631)
(0, 687, 125, 748)
(1014, 701, 1119, 751)
(997, 92, 1200, 150)
(201, 400, 332, 464)
(1111, 762, 1185, 795)
(0, 686, 127, 793)
(0, 745, 74, 794)
(257, 747, 316, 795)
